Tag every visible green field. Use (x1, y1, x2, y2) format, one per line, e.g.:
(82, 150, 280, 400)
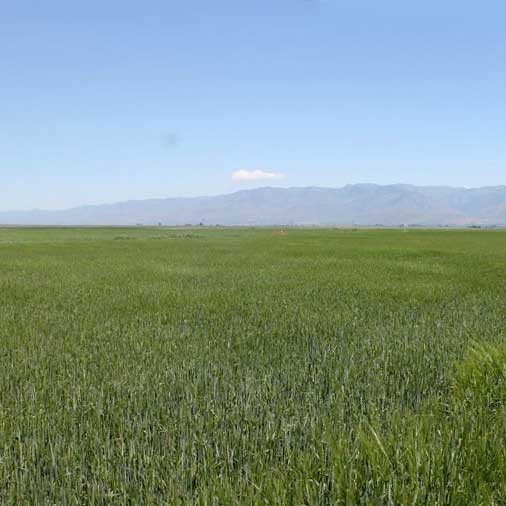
(1, 227, 506, 505)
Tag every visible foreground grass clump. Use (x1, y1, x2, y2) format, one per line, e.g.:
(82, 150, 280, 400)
(1, 227, 506, 504)
(349, 342, 506, 505)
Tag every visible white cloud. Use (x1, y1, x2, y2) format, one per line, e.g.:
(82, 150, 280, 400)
(231, 169, 284, 182)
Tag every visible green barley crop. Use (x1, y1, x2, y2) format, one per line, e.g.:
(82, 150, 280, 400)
(1, 227, 506, 505)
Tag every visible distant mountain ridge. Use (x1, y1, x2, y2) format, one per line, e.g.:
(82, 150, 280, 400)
(2, 184, 506, 226)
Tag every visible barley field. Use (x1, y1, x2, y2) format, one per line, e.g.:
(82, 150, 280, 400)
(1, 227, 506, 505)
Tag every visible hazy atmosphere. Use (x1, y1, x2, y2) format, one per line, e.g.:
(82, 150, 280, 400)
(3, 0, 506, 211)
(4, 3, 506, 505)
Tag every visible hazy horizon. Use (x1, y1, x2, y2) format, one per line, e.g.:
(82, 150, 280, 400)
(4, 184, 506, 227)
(4, 182, 506, 213)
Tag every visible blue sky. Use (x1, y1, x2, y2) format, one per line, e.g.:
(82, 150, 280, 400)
(2, 1, 506, 210)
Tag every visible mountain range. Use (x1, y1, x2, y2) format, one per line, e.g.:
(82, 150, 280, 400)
(2, 184, 506, 226)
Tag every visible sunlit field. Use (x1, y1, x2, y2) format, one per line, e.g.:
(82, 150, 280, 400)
(1, 227, 506, 505)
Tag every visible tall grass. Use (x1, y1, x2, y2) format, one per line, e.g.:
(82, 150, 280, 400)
(0, 227, 505, 504)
